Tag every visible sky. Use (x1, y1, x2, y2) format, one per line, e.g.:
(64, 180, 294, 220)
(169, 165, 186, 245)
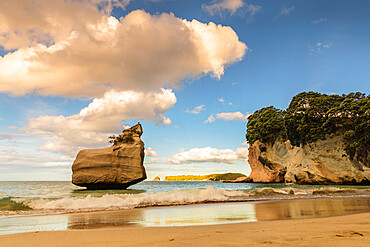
(0, 0, 369, 181)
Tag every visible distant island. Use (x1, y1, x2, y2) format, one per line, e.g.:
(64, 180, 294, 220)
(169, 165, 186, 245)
(241, 92, 369, 185)
(164, 173, 246, 181)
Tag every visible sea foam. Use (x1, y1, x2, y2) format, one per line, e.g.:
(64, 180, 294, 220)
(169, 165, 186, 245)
(26, 186, 247, 212)
(2, 185, 365, 215)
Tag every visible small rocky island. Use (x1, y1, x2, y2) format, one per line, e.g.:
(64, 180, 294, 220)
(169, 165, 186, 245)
(164, 173, 246, 181)
(242, 92, 369, 185)
(72, 123, 147, 189)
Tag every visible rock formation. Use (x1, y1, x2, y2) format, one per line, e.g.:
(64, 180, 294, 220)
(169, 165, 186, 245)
(246, 135, 370, 184)
(152, 176, 160, 181)
(72, 123, 147, 189)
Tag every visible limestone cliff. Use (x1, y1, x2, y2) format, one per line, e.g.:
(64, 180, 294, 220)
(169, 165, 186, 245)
(246, 135, 370, 184)
(72, 123, 147, 189)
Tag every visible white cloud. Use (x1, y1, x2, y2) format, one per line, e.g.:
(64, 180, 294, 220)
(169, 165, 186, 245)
(204, 114, 216, 123)
(218, 97, 233, 105)
(164, 147, 248, 164)
(20, 88, 176, 156)
(241, 141, 248, 146)
(276, 6, 295, 18)
(186, 105, 206, 114)
(0, 3, 247, 97)
(311, 18, 327, 24)
(309, 42, 332, 54)
(202, 0, 245, 16)
(205, 111, 249, 123)
(145, 147, 160, 157)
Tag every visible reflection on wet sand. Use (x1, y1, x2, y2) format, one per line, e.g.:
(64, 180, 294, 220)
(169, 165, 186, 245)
(67, 197, 370, 229)
(254, 197, 370, 221)
(1, 197, 369, 235)
(67, 209, 144, 229)
(140, 203, 256, 227)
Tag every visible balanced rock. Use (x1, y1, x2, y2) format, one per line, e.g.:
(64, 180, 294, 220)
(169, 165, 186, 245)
(247, 135, 370, 184)
(72, 123, 147, 189)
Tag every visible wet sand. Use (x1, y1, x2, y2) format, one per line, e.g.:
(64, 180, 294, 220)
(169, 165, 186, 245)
(1, 197, 370, 246)
(0, 212, 369, 246)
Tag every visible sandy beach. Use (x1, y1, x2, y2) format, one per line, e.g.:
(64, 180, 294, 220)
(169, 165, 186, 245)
(1, 212, 369, 247)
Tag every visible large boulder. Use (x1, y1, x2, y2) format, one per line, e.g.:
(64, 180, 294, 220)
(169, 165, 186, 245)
(72, 123, 147, 189)
(246, 135, 370, 184)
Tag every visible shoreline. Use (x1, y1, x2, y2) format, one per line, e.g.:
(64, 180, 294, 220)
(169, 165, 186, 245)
(1, 195, 369, 236)
(2, 193, 369, 219)
(1, 212, 369, 246)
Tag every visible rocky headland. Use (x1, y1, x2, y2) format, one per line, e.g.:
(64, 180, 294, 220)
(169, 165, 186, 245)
(246, 136, 370, 184)
(241, 92, 369, 185)
(72, 123, 147, 189)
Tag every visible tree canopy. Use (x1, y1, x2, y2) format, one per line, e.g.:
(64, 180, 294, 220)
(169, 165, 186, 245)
(246, 92, 369, 163)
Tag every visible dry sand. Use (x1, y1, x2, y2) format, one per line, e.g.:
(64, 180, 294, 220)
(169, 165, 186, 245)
(0, 212, 369, 247)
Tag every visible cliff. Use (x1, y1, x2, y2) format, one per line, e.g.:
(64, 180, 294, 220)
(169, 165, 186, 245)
(246, 135, 370, 184)
(164, 173, 246, 181)
(72, 123, 147, 189)
(244, 92, 369, 184)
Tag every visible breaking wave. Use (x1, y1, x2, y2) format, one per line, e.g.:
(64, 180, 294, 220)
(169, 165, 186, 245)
(26, 186, 245, 212)
(0, 197, 31, 211)
(1, 186, 368, 215)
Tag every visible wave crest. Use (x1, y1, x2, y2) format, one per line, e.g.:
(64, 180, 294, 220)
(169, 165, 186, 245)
(26, 186, 246, 212)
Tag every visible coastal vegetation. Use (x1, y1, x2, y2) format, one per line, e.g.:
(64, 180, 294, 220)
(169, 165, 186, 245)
(164, 173, 246, 181)
(246, 92, 369, 163)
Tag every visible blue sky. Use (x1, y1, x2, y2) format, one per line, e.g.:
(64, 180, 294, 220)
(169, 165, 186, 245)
(0, 0, 369, 180)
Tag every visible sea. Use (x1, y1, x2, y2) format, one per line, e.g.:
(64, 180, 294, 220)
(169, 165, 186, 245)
(0, 181, 369, 235)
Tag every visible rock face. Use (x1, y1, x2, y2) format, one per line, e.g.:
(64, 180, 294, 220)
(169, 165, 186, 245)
(247, 135, 370, 184)
(72, 124, 147, 189)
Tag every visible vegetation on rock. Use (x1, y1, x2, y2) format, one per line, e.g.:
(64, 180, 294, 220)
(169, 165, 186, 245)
(246, 92, 369, 164)
(109, 132, 135, 145)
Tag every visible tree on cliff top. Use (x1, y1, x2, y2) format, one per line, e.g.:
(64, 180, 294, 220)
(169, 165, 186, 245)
(246, 106, 285, 144)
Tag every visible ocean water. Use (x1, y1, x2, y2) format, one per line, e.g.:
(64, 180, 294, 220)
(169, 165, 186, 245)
(0, 181, 370, 235)
(1, 181, 369, 217)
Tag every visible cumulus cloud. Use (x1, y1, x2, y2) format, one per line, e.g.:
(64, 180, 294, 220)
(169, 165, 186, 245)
(145, 147, 160, 157)
(241, 141, 248, 146)
(205, 111, 249, 123)
(202, 0, 245, 16)
(165, 147, 248, 164)
(20, 89, 176, 156)
(0, 2, 247, 97)
(311, 18, 327, 24)
(186, 105, 206, 114)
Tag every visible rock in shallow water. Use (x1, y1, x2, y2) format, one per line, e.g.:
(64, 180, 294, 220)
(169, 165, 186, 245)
(72, 124, 147, 189)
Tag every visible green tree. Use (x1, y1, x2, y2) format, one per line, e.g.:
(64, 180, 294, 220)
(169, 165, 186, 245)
(246, 106, 286, 144)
